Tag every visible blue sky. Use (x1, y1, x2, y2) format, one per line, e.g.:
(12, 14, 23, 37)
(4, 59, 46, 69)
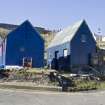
(0, 0, 105, 34)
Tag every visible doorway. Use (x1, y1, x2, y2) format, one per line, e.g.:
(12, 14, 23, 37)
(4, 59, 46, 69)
(88, 53, 91, 66)
(54, 51, 59, 70)
(23, 57, 32, 68)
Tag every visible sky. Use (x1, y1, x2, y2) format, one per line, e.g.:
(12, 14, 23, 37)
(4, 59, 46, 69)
(0, 0, 105, 34)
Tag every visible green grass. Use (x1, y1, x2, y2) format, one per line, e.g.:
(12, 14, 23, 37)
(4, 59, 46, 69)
(69, 80, 105, 92)
(97, 82, 105, 89)
(68, 80, 98, 92)
(0, 84, 62, 92)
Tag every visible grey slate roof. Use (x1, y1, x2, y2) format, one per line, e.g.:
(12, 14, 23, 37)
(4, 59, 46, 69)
(48, 20, 85, 48)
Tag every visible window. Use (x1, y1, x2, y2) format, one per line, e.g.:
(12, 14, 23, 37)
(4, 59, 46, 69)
(81, 34, 86, 43)
(63, 49, 68, 57)
(20, 47, 25, 52)
(55, 51, 59, 59)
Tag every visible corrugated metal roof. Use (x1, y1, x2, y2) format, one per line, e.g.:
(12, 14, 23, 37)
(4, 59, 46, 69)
(48, 20, 85, 48)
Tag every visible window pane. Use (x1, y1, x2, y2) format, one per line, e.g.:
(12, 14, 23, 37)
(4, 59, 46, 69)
(81, 34, 86, 42)
(64, 49, 68, 57)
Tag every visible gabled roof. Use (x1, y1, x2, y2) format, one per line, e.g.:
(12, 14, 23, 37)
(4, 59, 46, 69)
(48, 20, 86, 48)
(8, 20, 44, 41)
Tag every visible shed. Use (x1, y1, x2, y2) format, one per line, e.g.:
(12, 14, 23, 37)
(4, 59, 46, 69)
(47, 20, 96, 71)
(0, 20, 44, 68)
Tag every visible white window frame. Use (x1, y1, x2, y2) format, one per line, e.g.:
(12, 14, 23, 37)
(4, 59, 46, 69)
(63, 49, 68, 57)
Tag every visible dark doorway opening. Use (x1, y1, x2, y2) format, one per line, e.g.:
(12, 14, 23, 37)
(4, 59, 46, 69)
(55, 51, 59, 59)
(88, 53, 91, 66)
(53, 51, 59, 70)
(23, 57, 32, 68)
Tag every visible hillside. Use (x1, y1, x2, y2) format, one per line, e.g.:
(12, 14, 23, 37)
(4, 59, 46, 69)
(0, 23, 51, 34)
(0, 28, 10, 38)
(0, 23, 56, 49)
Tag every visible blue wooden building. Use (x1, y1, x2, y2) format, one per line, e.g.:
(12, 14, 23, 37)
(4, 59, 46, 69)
(0, 20, 44, 68)
(47, 20, 96, 70)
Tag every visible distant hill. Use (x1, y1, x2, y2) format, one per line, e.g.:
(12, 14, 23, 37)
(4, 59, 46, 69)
(0, 28, 9, 38)
(0, 23, 51, 34)
(0, 23, 18, 30)
(0, 23, 57, 49)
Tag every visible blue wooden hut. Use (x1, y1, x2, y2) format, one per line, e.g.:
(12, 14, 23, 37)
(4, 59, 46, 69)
(47, 20, 96, 70)
(0, 20, 44, 68)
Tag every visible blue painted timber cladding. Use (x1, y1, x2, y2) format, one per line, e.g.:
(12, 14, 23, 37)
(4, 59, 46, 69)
(47, 20, 96, 70)
(5, 20, 44, 67)
(70, 21, 96, 66)
(47, 42, 70, 61)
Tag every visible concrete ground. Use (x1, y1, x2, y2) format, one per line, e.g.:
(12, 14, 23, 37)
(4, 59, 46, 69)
(0, 89, 104, 105)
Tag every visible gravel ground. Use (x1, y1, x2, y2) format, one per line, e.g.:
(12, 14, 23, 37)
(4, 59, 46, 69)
(0, 89, 105, 105)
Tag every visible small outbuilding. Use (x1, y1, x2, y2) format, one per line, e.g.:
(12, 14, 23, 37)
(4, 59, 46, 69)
(47, 20, 96, 71)
(0, 20, 44, 68)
